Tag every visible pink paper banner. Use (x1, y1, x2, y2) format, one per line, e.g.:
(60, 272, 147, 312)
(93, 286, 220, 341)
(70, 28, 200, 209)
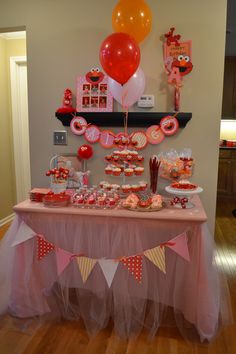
(165, 232, 190, 262)
(56, 248, 74, 276)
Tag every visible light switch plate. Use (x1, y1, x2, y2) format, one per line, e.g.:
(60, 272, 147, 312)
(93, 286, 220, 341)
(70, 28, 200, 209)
(53, 130, 67, 145)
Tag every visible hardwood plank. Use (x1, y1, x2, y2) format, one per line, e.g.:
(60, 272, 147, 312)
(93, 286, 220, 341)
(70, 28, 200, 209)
(0, 222, 11, 240)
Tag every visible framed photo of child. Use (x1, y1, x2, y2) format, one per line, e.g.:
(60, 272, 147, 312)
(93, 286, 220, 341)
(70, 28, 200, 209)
(76, 68, 113, 112)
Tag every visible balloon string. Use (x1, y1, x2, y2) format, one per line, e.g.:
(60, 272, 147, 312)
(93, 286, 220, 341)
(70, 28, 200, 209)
(173, 111, 179, 118)
(121, 90, 128, 136)
(124, 109, 128, 136)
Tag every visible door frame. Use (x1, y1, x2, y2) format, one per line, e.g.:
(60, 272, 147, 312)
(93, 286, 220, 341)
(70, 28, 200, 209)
(10, 56, 31, 203)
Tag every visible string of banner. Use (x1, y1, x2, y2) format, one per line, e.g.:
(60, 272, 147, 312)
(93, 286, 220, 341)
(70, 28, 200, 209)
(12, 221, 190, 287)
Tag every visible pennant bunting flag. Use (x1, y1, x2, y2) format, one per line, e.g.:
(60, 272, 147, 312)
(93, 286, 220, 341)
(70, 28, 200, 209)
(76, 256, 97, 283)
(165, 233, 190, 262)
(11, 221, 37, 247)
(37, 235, 55, 261)
(144, 246, 166, 274)
(56, 248, 74, 276)
(120, 255, 143, 283)
(98, 259, 119, 288)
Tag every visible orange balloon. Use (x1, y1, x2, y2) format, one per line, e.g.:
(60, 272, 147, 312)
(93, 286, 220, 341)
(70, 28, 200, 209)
(112, 0, 152, 43)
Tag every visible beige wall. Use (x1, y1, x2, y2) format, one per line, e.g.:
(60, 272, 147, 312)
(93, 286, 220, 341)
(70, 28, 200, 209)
(0, 38, 26, 220)
(0, 1, 226, 232)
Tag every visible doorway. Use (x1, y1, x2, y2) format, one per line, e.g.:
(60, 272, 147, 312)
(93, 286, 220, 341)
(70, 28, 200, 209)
(0, 30, 30, 224)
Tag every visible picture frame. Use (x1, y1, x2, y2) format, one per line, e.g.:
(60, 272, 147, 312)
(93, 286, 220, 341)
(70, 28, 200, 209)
(76, 70, 113, 112)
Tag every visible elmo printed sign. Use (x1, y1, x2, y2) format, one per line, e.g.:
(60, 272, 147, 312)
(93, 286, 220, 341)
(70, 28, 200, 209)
(164, 40, 193, 77)
(76, 68, 113, 112)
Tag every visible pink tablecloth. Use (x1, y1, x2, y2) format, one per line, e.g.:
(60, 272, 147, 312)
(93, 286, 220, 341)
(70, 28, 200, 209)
(0, 197, 230, 341)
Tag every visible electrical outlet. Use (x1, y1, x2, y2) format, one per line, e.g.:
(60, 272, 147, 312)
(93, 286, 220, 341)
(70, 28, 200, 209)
(53, 130, 67, 145)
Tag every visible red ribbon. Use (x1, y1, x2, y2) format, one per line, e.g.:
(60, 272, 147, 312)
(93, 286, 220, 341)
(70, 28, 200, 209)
(160, 241, 176, 248)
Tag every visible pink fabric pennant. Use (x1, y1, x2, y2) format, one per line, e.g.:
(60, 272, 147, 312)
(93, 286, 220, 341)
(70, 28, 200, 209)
(165, 232, 190, 262)
(56, 248, 74, 276)
(120, 255, 143, 283)
(37, 235, 55, 261)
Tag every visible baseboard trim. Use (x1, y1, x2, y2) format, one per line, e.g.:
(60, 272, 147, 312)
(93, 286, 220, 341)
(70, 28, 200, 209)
(0, 213, 15, 227)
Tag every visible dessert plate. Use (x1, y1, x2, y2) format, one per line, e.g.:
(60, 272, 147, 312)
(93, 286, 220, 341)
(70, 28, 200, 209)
(122, 203, 164, 212)
(165, 186, 203, 196)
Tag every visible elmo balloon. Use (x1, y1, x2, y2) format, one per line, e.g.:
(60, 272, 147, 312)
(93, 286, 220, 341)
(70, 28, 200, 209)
(77, 144, 93, 160)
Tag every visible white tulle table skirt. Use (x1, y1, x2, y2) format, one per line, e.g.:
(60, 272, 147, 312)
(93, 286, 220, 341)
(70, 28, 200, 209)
(0, 202, 232, 342)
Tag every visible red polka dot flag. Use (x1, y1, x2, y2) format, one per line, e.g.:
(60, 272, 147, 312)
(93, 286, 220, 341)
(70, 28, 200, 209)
(120, 255, 143, 283)
(37, 235, 55, 261)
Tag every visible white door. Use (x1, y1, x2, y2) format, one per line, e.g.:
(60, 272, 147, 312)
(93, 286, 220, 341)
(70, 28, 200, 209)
(10, 56, 31, 202)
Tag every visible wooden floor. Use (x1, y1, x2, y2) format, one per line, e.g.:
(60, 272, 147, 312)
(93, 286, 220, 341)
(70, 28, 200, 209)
(0, 199, 236, 354)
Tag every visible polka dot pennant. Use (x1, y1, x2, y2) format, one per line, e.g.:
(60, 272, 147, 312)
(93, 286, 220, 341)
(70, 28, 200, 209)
(120, 255, 143, 283)
(37, 235, 55, 261)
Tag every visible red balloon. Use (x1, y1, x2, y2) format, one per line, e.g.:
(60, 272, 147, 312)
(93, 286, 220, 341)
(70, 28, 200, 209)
(99, 32, 140, 85)
(77, 144, 93, 160)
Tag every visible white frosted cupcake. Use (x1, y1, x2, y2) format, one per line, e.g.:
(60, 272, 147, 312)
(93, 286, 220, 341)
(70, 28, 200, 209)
(105, 166, 113, 175)
(122, 184, 131, 193)
(124, 168, 134, 176)
(113, 168, 121, 176)
(134, 167, 144, 176)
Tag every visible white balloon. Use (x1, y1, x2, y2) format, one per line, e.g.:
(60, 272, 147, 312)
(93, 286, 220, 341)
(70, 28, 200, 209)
(108, 66, 146, 108)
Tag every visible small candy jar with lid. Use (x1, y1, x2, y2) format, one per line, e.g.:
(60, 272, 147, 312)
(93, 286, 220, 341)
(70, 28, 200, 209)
(73, 192, 85, 208)
(96, 191, 107, 209)
(106, 190, 116, 209)
(86, 190, 96, 208)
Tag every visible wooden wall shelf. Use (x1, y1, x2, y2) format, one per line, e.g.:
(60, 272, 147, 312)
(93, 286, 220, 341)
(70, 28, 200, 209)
(55, 112, 192, 128)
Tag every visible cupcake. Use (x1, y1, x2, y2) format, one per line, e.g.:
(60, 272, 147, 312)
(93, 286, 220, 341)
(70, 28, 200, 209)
(123, 193, 139, 208)
(126, 155, 132, 161)
(105, 183, 111, 190)
(113, 168, 121, 176)
(120, 150, 129, 158)
(131, 184, 140, 193)
(139, 181, 147, 191)
(130, 151, 138, 158)
(151, 195, 163, 209)
(122, 184, 131, 193)
(113, 155, 119, 162)
(105, 155, 112, 161)
(105, 166, 113, 175)
(111, 184, 120, 191)
(134, 167, 144, 176)
(124, 168, 134, 176)
(137, 155, 144, 162)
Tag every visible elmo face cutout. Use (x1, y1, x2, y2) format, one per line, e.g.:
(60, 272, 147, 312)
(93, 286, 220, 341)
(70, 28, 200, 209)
(172, 55, 193, 76)
(85, 68, 104, 84)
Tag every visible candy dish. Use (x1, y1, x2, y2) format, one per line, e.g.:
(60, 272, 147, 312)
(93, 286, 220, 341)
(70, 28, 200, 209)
(43, 193, 70, 207)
